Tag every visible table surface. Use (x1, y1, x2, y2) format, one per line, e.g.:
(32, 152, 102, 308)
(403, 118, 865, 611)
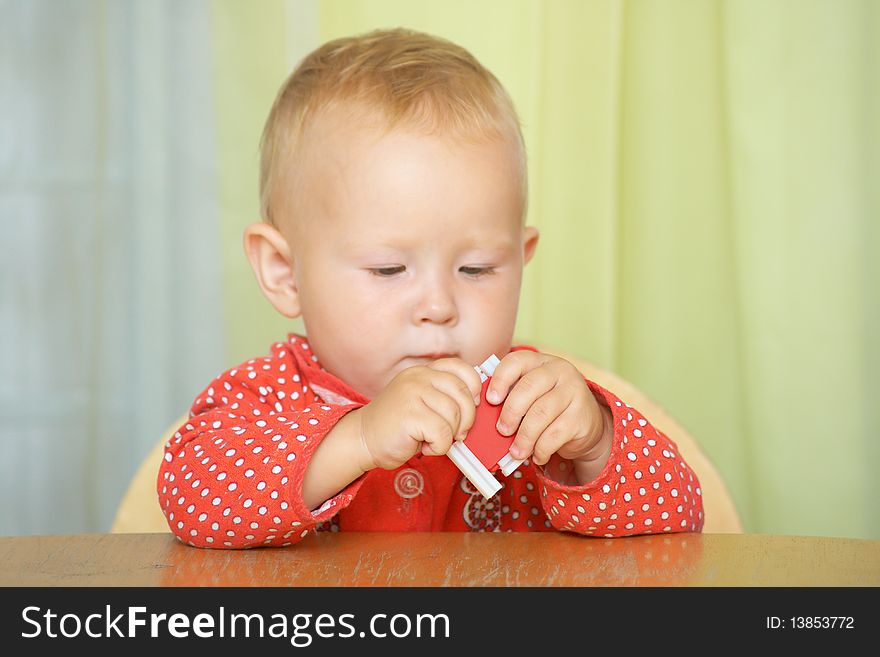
(1, 532, 878, 586)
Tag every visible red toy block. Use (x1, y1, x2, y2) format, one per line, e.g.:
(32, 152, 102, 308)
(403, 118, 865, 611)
(463, 378, 512, 473)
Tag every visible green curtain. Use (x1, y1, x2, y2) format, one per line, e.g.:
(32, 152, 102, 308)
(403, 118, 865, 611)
(211, 0, 879, 540)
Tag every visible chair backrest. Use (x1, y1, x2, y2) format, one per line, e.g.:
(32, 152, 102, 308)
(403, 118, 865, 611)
(111, 350, 742, 534)
(112, 421, 177, 533)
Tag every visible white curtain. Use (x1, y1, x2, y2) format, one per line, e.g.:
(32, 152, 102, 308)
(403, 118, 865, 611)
(0, 0, 225, 534)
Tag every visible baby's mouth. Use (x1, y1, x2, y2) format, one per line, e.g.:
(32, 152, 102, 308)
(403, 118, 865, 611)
(406, 352, 459, 362)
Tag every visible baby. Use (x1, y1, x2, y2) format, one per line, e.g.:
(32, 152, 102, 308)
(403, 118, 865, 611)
(158, 28, 703, 548)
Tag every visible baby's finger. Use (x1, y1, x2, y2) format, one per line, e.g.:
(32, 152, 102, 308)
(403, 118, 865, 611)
(486, 350, 552, 405)
(417, 386, 461, 440)
(415, 394, 458, 456)
(495, 367, 556, 438)
(428, 357, 483, 404)
(509, 389, 570, 460)
(427, 371, 478, 437)
(530, 405, 585, 466)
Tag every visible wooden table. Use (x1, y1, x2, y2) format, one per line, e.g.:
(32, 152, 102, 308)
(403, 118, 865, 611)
(2, 532, 878, 586)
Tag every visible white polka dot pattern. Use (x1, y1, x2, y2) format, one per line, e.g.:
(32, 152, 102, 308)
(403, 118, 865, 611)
(157, 337, 366, 549)
(528, 381, 703, 537)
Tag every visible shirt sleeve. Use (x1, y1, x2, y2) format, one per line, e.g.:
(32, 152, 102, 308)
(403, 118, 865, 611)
(534, 379, 704, 537)
(156, 360, 367, 549)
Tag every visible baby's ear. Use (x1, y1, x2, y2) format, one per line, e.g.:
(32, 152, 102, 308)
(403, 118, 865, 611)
(522, 226, 540, 265)
(243, 222, 302, 318)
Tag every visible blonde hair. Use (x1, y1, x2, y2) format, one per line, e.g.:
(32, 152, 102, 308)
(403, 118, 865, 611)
(259, 27, 527, 225)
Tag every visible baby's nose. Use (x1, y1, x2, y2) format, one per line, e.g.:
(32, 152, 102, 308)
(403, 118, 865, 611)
(414, 285, 457, 325)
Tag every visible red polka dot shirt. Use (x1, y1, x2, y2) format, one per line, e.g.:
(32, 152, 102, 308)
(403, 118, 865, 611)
(157, 334, 704, 548)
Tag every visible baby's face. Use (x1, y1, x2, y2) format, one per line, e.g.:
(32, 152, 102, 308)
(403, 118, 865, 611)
(279, 116, 536, 399)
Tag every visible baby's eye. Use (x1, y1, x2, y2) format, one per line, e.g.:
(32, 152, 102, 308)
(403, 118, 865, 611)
(368, 266, 406, 277)
(459, 266, 495, 277)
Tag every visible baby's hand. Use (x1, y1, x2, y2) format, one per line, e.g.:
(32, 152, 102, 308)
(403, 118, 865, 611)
(354, 359, 483, 471)
(487, 351, 613, 482)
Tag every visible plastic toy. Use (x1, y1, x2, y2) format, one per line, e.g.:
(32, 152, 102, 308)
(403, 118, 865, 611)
(446, 355, 525, 499)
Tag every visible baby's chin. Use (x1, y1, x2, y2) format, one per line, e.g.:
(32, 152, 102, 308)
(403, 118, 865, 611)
(358, 359, 443, 398)
(343, 366, 403, 401)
